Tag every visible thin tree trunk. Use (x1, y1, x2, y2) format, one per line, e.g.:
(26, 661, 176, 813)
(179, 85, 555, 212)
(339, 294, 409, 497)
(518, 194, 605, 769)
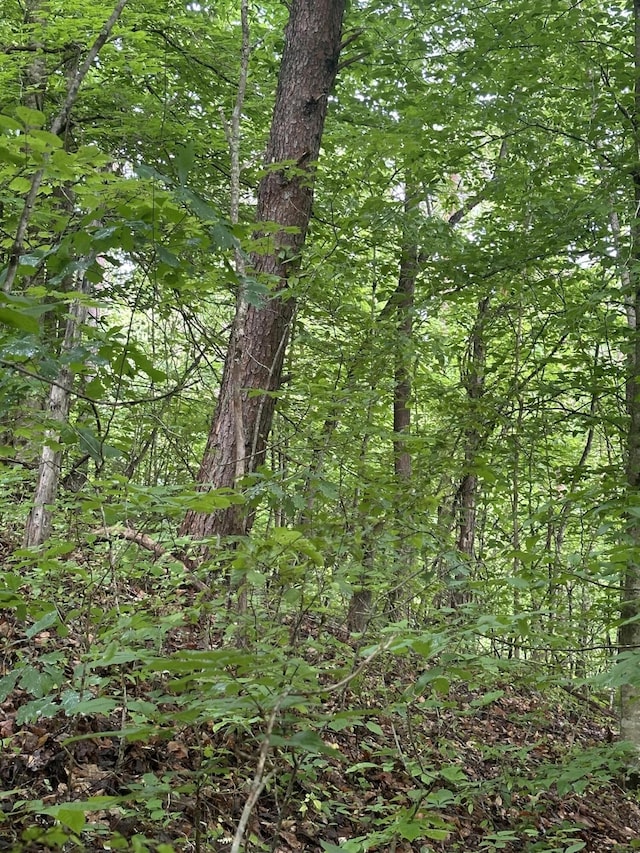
(620, 0, 640, 755)
(21, 26, 106, 546)
(510, 304, 524, 658)
(21, 1, 48, 114)
(23, 290, 88, 546)
(181, 0, 346, 542)
(450, 296, 490, 607)
(393, 187, 417, 488)
(385, 180, 418, 620)
(346, 521, 381, 633)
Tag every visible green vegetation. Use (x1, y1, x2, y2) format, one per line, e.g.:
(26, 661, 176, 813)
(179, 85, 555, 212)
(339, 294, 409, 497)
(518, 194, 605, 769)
(1, 0, 640, 849)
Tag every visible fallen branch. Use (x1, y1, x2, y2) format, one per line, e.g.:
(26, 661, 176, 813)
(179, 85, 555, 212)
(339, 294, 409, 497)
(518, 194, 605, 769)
(560, 683, 617, 721)
(91, 525, 208, 592)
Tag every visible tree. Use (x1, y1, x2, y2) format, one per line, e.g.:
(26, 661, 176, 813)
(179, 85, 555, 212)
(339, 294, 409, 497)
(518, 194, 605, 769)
(180, 0, 347, 542)
(619, 0, 640, 758)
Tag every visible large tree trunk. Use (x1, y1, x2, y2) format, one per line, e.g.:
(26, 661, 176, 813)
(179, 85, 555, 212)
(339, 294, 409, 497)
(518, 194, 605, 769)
(181, 0, 346, 541)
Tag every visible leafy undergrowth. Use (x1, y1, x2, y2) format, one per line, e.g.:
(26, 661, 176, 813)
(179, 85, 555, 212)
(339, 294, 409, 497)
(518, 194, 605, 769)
(1, 551, 639, 852)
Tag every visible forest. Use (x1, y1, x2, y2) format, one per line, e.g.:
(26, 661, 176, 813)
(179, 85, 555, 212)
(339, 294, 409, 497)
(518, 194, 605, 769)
(2, 0, 640, 850)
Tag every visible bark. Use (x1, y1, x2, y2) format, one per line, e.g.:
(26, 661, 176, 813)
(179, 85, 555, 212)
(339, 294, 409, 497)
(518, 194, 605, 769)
(619, 0, 640, 756)
(21, 1, 48, 113)
(23, 292, 88, 546)
(21, 16, 116, 546)
(346, 531, 376, 633)
(181, 0, 346, 542)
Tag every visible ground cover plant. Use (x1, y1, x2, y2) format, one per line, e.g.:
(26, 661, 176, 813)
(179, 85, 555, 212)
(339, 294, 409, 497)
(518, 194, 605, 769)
(0, 537, 639, 852)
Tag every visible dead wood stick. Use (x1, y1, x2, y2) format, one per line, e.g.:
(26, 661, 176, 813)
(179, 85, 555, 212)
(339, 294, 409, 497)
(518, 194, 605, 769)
(91, 525, 208, 592)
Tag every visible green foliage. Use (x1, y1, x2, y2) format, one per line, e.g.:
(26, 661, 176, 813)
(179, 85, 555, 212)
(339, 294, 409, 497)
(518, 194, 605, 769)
(0, 0, 638, 847)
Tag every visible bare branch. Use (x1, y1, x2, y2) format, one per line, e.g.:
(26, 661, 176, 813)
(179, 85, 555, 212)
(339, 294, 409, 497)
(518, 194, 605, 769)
(230, 701, 281, 853)
(91, 525, 208, 591)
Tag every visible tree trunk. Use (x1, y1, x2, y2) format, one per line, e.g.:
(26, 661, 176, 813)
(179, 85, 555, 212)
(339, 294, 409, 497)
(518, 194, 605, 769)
(23, 292, 88, 546)
(3, 0, 129, 295)
(450, 296, 490, 607)
(181, 0, 346, 542)
(393, 188, 417, 487)
(620, 0, 640, 754)
(385, 181, 418, 620)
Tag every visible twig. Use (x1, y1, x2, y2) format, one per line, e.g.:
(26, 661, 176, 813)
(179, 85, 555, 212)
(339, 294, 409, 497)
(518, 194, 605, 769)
(560, 683, 617, 720)
(301, 634, 397, 697)
(230, 701, 281, 853)
(0, 357, 199, 408)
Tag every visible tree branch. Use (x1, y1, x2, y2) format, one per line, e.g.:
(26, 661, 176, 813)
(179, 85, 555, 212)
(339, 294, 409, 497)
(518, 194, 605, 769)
(91, 525, 208, 591)
(3, 0, 129, 294)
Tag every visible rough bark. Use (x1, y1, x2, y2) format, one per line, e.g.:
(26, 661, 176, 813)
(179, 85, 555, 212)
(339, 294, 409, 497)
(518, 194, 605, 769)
(181, 0, 346, 542)
(345, 534, 375, 634)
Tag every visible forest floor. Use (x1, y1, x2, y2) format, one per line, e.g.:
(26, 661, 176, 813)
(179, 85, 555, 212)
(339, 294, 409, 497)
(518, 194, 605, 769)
(1, 582, 640, 853)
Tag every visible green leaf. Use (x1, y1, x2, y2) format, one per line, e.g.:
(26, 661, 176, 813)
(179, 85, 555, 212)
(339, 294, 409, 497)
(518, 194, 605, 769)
(15, 106, 45, 128)
(0, 307, 39, 334)
(177, 186, 221, 222)
(432, 676, 450, 694)
(0, 142, 23, 165)
(70, 697, 118, 716)
(243, 275, 270, 307)
(156, 245, 181, 269)
(469, 690, 505, 707)
(9, 176, 33, 193)
(175, 141, 195, 185)
(0, 113, 22, 133)
(179, 489, 244, 512)
(16, 697, 59, 723)
(284, 729, 343, 757)
(20, 665, 53, 698)
(423, 829, 452, 841)
(504, 575, 530, 590)
(26, 609, 60, 639)
(395, 819, 427, 842)
(0, 670, 20, 703)
(320, 841, 362, 853)
(129, 347, 167, 383)
(60, 690, 82, 713)
(76, 427, 103, 461)
(28, 129, 63, 149)
(55, 808, 86, 834)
